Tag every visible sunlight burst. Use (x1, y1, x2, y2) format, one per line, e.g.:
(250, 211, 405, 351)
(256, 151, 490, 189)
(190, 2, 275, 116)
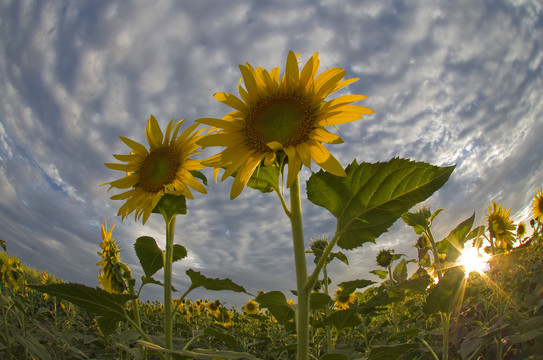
(458, 244, 490, 276)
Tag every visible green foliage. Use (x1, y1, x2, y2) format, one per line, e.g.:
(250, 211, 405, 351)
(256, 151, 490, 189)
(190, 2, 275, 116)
(28, 283, 135, 320)
(306, 158, 455, 250)
(186, 269, 248, 294)
(134, 236, 187, 277)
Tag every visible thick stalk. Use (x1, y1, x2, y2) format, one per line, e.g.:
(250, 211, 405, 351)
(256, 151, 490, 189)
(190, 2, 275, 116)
(323, 265, 333, 354)
(163, 216, 176, 359)
(289, 177, 310, 360)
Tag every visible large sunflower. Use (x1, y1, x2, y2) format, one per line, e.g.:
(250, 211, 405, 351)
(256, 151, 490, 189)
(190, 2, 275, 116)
(486, 202, 516, 250)
(196, 51, 373, 199)
(104, 116, 207, 223)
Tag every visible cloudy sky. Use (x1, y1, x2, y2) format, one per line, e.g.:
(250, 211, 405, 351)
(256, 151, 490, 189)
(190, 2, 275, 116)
(1, 0, 542, 308)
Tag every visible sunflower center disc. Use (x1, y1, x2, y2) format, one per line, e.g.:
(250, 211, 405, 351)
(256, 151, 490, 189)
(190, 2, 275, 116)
(139, 147, 180, 192)
(245, 94, 314, 151)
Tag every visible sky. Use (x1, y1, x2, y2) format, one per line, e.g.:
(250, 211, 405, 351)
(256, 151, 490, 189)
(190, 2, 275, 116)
(1, 0, 542, 308)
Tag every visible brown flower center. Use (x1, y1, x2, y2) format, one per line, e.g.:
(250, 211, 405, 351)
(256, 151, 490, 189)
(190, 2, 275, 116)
(244, 93, 315, 152)
(138, 146, 181, 193)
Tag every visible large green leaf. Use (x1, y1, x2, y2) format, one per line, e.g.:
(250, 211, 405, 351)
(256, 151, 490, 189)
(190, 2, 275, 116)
(152, 193, 187, 221)
(246, 165, 280, 193)
(255, 291, 295, 324)
(307, 159, 454, 250)
(437, 213, 475, 262)
(186, 269, 247, 293)
(423, 266, 466, 314)
(134, 236, 187, 277)
(28, 283, 135, 320)
(323, 309, 361, 331)
(337, 279, 375, 294)
(310, 292, 332, 310)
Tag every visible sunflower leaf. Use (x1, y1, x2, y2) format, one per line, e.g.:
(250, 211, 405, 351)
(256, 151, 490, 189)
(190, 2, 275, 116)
(152, 193, 187, 221)
(423, 266, 466, 314)
(436, 213, 475, 262)
(306, 158, 455, 250)
(246, 165, 280, 193)
(186, 269, 247, 294)
(323, 309, 361, 331)
(337, 279, 375, 294)
(28, 283, 134, 320)
(135, 237, 187, 278)
(255, 291, 295, 324)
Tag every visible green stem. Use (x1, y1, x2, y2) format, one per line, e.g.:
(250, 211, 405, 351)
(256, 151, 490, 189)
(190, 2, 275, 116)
(306, 233, 340, 293)
(416, 336, 440, 360)
(289, 176, 310, 360)
(322, 265, 333, 354)
(425, 228, 443, 281)
(163, 216, 176, 359)
(441, 312, 451, 360)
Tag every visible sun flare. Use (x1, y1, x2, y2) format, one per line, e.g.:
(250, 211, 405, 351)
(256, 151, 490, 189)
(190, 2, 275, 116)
(458, 244, 490, 276)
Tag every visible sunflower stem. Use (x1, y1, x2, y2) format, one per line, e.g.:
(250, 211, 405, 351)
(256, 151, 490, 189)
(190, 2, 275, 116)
(163, 216, 176, 359)
(289, 176, 310, 360)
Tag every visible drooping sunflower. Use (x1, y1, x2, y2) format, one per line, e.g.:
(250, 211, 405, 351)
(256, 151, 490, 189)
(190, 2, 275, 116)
(333, 288, 357, 310)
(376, 249, 394, 268)
(516, 221, 526, 239)
(103, 116, 207, 224)
(196, 51, 373, 199)
(96, 221, 132, 294)
(243, 299, 260, 315)
(486, 202, 516, 250)
(532, 189, 543, 221)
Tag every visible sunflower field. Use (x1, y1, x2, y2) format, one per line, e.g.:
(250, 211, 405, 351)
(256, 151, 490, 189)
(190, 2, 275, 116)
(2, 52, 543, 360)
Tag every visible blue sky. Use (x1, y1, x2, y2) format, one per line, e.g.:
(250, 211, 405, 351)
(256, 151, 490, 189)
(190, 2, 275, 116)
(1, 0, 542, 308)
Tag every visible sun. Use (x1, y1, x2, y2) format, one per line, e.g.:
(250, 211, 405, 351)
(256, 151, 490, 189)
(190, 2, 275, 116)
(458, 244, 490, 276)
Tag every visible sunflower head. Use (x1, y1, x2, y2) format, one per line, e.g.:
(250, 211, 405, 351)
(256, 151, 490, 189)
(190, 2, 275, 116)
(243, 299, 260, 315)
(96, 221, 132, 294)
(214, 308, 233, 327)
(516, 221, 526, 238)
(333, 288, 357, 310)
(376, 249, 394, 268)
(532, 190, 543, 221)
(486, 202, 516, 250)
(103, 115, 207, 224)
(196, 51, 373, 199)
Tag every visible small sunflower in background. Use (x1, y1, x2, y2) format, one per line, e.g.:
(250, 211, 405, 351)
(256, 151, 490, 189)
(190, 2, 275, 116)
(103, 115, 207, 224)
(516, 221, 526, 239)
(196, 50, 373, 199)
(333, 288, 357, 310)
(206, 300, 221, 318)
(214, 308, 233, 327)
(532, 189, 543, 221)
(243, 299, 260, 315)
(486, 202, 516, 251)
(376, 249, 394, 268)
(96, 221, 132, 294)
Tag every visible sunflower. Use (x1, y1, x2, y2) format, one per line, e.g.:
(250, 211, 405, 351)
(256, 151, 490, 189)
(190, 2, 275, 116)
(96, 221, 132, 294)
(103, 115, 207, 224)
(532, 190, 543, 221)
(376, 249, 394, 268)
(196, 51, 373, 199)
(486, 202, 516, 250)
(333, 288, 357, 310)
(516, 221, 526, 239)
(243, 299, 260, 315)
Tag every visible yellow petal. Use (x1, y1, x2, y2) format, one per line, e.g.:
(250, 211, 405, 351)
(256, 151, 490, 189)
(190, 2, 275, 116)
(104, 162, 138, 172)
(311, 128, 344, 144)
(230, 154, 262, 199)
(108, 174, 138, 189)
(214, 92, 248, 112)
(120, 136, 149, 156)
(314, 69, 347, 102)
(296, 142, 312, 168)
(284, 146, 302, 188)
(307, 140, 346, 176)
(146, 115, 164, 148)
(197, 133, 242, 148)
(195, 117, 243, 131)
(299, 52, 319, 90)
(283, 50, 300, 92)
(319, 94, 367, 112)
